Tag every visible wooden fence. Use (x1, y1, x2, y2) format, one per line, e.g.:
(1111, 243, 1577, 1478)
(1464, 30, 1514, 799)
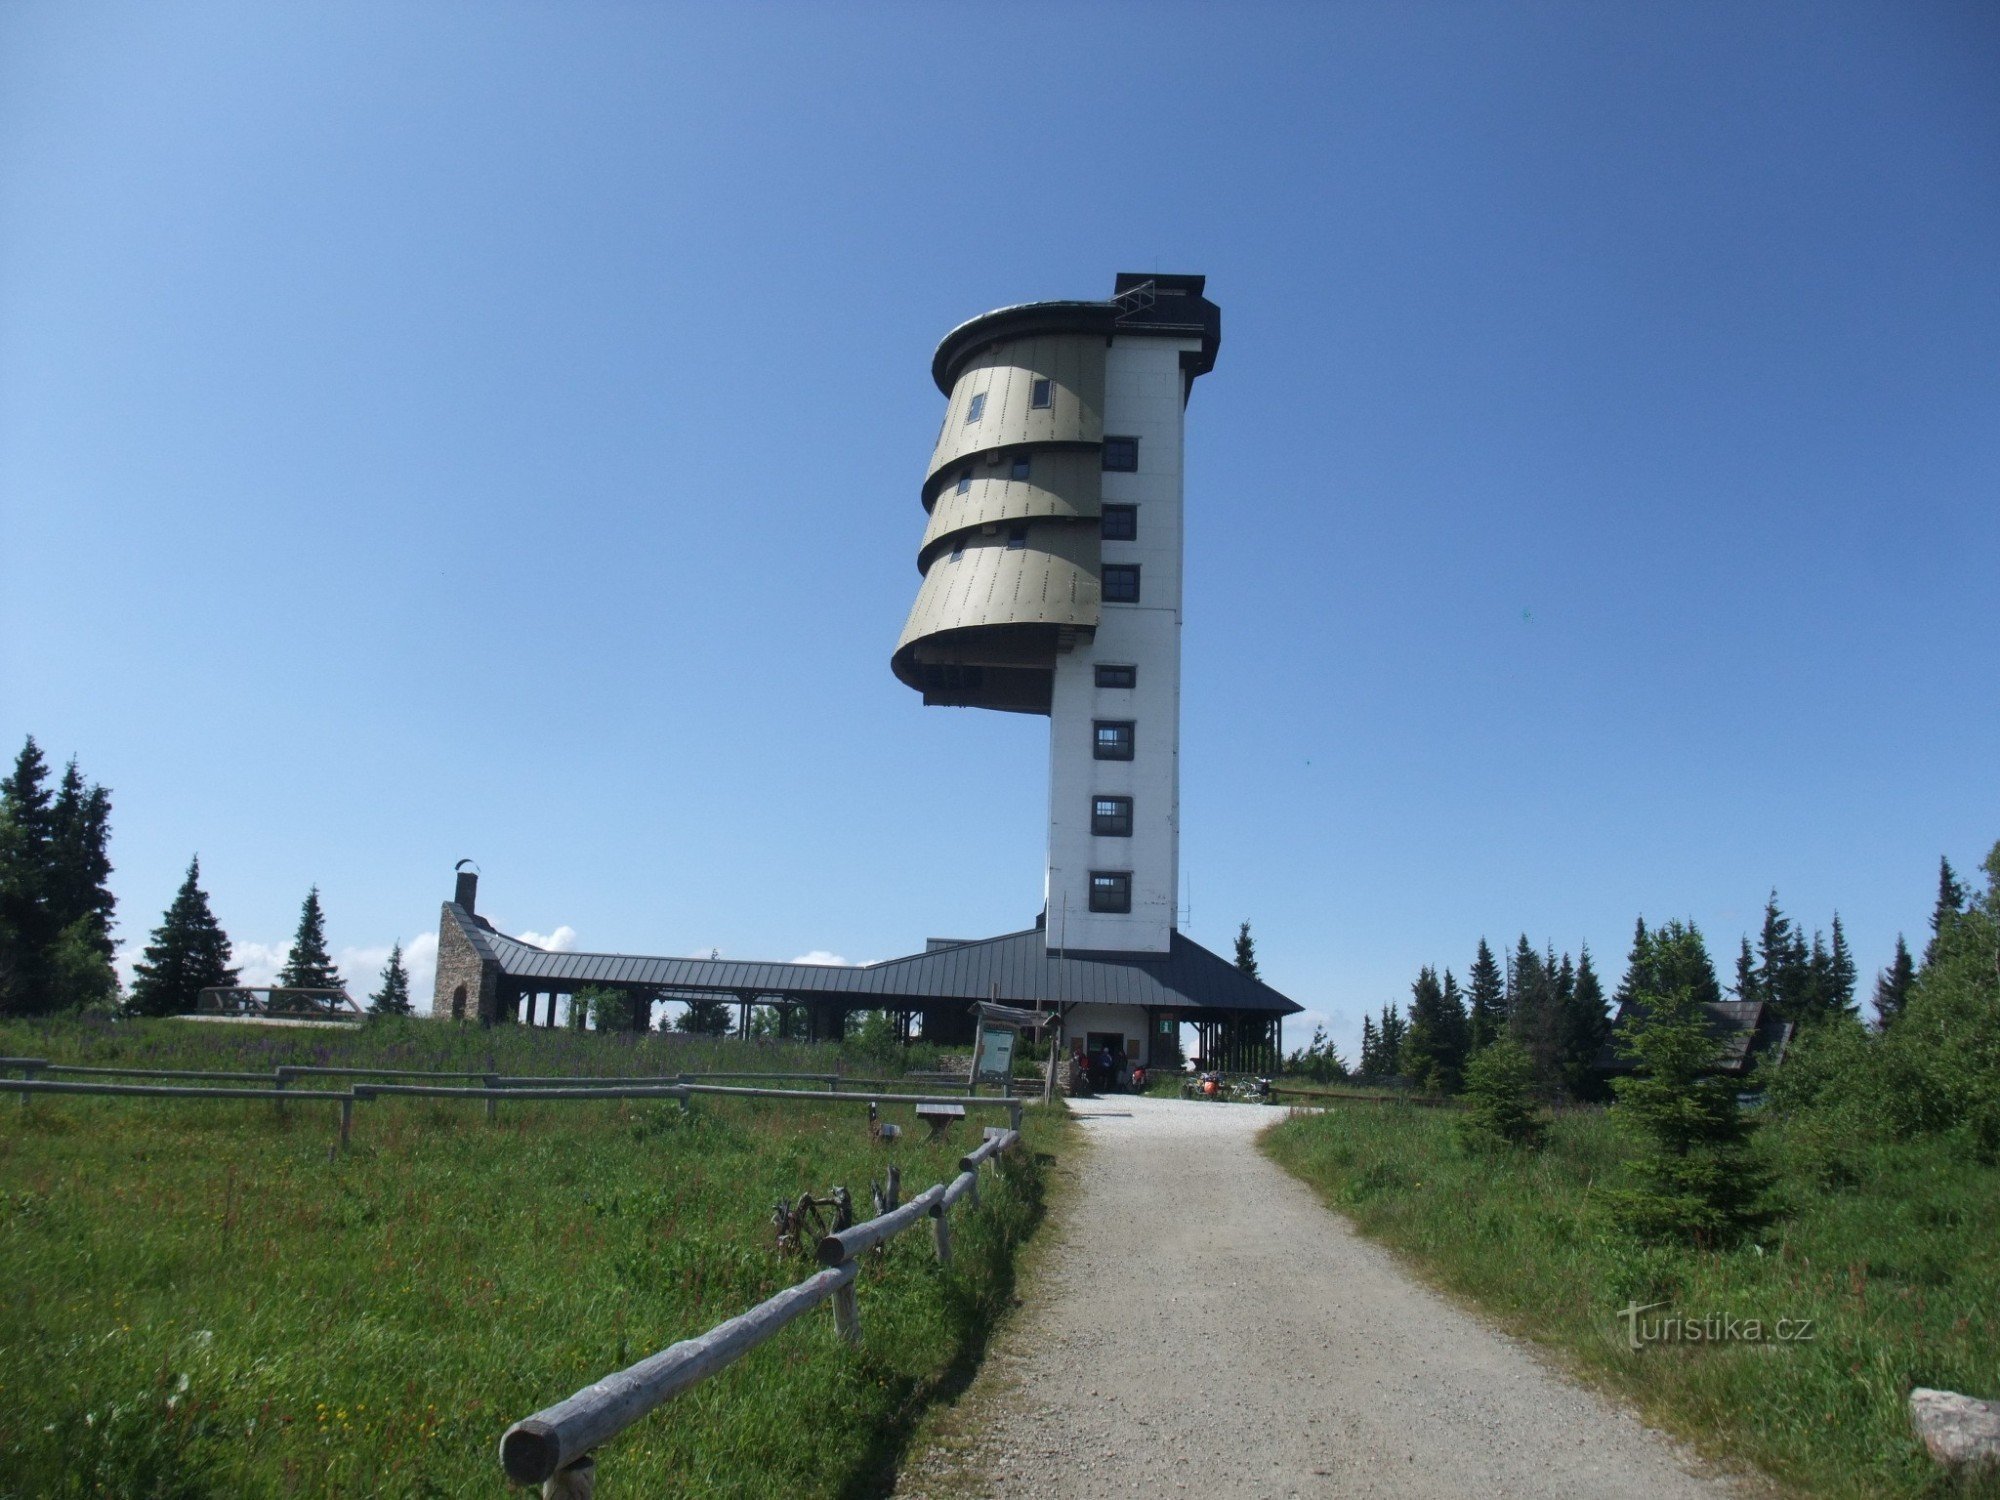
(498, 1126, 1023, 1491)
(0, 1060, 1023, 1139)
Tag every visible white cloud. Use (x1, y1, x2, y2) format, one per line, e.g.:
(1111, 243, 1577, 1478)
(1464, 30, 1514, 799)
(516, 925, 577, 952)
(788, 950, 852, 966)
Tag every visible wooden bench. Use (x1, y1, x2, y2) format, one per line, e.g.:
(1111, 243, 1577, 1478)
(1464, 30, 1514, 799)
(914, 1102, 966, 1140)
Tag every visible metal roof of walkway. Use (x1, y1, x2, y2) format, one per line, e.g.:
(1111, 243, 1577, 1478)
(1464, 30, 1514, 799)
(448, 904, 1302, 1016)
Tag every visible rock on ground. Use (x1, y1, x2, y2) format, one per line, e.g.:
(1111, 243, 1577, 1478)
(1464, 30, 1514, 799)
(896, 1095, 1745, 1499)
(1910, 1387, 2000, 1470)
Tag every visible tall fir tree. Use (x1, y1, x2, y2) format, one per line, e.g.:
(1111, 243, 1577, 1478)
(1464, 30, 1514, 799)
(1923, 856, 1965, 970)
(1561, 944, 1612, 1100)
(1873, 934, 1916, 1029)
(1756, 891, 1810, 1019)
(1826, 915, 1858, 1019)
(1614, 918, 1650, 1004)
(0, 737, 57, 1013)
(128, 857, 239, 1017)
(1732, 936, 1760, 1002)
(275, 886, 346, 1002)
(1439, 969, 1469, 1083)
(368, 941, 413, 1016)
(44, 758, 117, 1010)
(1401, 965, 1470, 1094)
(1467, 937, 1505, 1051)
(1359, 1014, 1380, 1077)
(1508, 936, 1562, 1091)
(1619, 918, 1722, 1011)
(1374, 1002, 1406, 1078)
(1606, 983, 1770, 1247)
(1233, 921, 1259, 980)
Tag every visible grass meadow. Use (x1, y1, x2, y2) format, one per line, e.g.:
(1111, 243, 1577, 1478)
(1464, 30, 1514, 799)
(0, 1018, 1057, 1498)
(1264, 1102, 2000, 1498)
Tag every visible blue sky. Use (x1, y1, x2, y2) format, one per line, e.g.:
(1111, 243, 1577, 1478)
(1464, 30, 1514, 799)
(2, 2, 1995, 1060)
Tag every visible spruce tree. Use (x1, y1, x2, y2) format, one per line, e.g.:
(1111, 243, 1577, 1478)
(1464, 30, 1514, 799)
(1455, 1038, 1544, 1151)
(1827, 915, 1857, 1019)
(1562, 944, 1612, 1100)
(1467, 937, 1504, 1051)
(275, 886, 346, 1004)
(45, 759, 116, 1010)
(1359, 1014, 1380, 1078)
(1873, 934, 1915, 1029)
(1614, 918, 1650, 1005)
(1234, 921, 1259, 980)
(1402, 966, 1469, 1093)
(1375, 1003, 1405, 1078)
(0, 737, 57, 1014)
(1439, 969, 1469, 1082)
(1757, 892, 1803, 1017)
(1605, 984, 1770, 1247)
(1508, 936, 1561, 1090)
(368, 941, 413, 1016)
(677, 994, 732, 1035)
(1732, 937, 1760, 1003)
(128, 858, 239, 1017)
(1924, 856, 1965, 970)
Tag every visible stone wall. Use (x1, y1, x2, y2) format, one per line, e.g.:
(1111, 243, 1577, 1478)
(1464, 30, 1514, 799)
(430, 903, 498, 1022)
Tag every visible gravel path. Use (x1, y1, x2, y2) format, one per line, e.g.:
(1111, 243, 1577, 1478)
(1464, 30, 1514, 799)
(896, 1095, 1745, 1499)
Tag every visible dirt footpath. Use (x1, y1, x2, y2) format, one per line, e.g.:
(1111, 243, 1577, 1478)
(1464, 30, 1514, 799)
(896, 1095, 1743, 1500)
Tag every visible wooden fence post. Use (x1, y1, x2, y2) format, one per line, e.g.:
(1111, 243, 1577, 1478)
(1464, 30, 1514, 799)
(339, 1095, 353, 1149)
(930, 1202, 952, 1266)
(832, 1280, 862, 1344)
(485, 1074, 499, 1123)
(273, 1068, 288, 1118)
(543, 1454, 595, 1499)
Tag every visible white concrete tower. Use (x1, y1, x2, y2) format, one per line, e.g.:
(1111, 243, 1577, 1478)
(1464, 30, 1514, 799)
(893, 274, 1220, 954)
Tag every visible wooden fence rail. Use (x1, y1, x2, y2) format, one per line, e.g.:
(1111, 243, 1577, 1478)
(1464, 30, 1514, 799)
(499, 1127, 1024, 1490)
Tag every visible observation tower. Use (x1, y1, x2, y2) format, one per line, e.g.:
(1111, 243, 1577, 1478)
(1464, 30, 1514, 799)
(893, 274, 1221, 955)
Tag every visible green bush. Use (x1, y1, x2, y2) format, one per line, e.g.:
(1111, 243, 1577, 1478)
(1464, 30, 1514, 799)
(1454, 1039, 1545, 1152)
(1603, 986, 1770, 1248)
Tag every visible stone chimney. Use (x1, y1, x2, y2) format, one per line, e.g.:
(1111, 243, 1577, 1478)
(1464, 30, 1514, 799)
(454, 868, 478, 913)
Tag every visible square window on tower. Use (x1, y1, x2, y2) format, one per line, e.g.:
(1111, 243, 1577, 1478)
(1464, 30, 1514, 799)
(1010, 454, 1031, 481)
(1031, 377, 1053, 409)
(1091, 796, 1133, 837)
(1094, 664, 1137, 689)
(1094, 721, 1135, 760)
(1102, 564, 1141, 602)
(1006, 524, 1028, 550)
(1089, 871, 1132, 913)
(965, 392, 988, 423)
(1102, 436, 1138, 472)
(1101, 505, 1137, 540)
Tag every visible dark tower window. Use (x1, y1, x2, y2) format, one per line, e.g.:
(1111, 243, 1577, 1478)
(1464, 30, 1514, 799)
(966, 392, 988, 423)
(451, 985, 467, 1021)
(1092, 796, 1133, 837)
(1010, 454, 1031, 480)
(1102, 504, 1137, 540)
(1089, 871, 1132, 913)
(1095, 664, 1137, 689)
(955, 468, 972, 495)
(1031, 377, 1053, 409)
(1102, 436, 1138, 471)
(1006, 524, 1028, 550)
(1103, 564, 1141, 602)
(1094, 721, 1135, 759)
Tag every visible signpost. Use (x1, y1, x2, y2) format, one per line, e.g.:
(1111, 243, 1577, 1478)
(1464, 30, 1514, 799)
(971, 1023, 1015, 1085)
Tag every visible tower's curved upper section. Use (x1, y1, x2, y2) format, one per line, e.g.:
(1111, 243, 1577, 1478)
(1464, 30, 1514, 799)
(893, 274, 1220, 714)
